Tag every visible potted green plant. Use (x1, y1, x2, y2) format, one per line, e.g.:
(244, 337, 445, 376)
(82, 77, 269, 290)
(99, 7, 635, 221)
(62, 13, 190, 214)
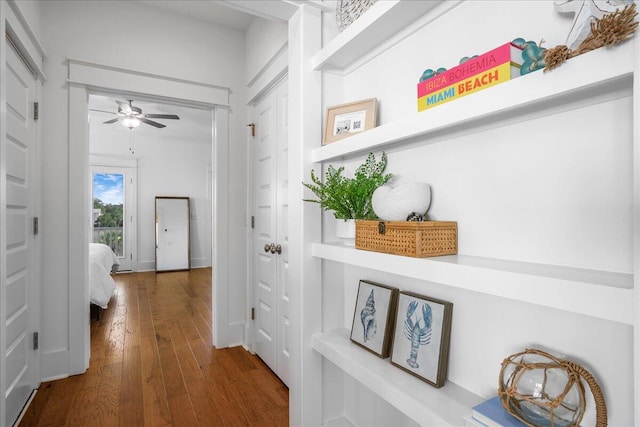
(303, 152, 392, 245)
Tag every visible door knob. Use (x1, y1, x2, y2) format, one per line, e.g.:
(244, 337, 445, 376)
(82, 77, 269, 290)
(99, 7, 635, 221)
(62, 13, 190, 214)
(264, 243, 271, 253)
(269, 243, 277, 254)
(275, 244, 282, 254)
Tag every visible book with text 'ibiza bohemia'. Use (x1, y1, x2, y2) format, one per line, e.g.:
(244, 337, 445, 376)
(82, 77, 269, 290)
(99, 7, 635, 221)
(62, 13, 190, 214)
(417, 42, 524, 112)
(472, 396, 528, 427)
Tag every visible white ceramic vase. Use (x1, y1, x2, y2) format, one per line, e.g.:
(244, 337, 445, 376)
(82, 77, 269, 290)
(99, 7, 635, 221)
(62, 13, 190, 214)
(372, 182, 431, 221)
(336, 218, 356, 246)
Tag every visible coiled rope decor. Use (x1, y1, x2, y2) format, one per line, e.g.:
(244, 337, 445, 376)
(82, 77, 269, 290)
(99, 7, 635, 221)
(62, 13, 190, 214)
(336, 0, 377, 32)
(499, 348, 607, 427)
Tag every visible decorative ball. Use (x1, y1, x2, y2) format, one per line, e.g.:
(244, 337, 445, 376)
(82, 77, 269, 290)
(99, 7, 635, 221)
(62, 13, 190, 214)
(499, 348, 607, 427)
(420, 69, 435, 82)
(372, 182, 431, 221)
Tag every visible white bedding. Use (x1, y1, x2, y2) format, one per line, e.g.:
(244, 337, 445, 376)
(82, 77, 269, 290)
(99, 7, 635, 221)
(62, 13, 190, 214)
(89, 243, 119, 309)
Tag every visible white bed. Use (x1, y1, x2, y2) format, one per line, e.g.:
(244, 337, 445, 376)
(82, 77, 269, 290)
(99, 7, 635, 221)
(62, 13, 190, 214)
(89, 243, 119, 309)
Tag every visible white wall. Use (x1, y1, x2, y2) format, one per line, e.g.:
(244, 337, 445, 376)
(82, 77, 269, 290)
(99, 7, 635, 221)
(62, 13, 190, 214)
(39, 0, 247, 378)
(245, 17, 287, 83)
(89, 109, 213, 271)
(317, 1, 635, 425)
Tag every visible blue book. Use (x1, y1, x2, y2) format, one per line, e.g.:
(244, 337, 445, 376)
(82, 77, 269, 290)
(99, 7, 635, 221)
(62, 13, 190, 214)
(472, 396, 527, 427)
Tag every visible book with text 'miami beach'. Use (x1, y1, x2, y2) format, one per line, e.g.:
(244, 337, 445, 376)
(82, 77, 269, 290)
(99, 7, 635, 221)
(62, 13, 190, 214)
(417, 42, 524, 112)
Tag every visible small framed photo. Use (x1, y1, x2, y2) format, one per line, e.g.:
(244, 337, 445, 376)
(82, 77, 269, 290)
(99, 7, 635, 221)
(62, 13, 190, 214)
(323, 98, 377, 145)
(350, 280, 398, 358)
(390, 291, 453, 388)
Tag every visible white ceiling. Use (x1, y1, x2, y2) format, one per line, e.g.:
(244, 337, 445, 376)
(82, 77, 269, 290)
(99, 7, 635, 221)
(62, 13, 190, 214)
(133, 0, 301, 31)
(133, 0, 253, 31)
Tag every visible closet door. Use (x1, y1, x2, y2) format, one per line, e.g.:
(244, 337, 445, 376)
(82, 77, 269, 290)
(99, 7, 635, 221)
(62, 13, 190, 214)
(252, 77, 289, 386)
(4, 39, 39, 426)
(155, 197, 190, 272)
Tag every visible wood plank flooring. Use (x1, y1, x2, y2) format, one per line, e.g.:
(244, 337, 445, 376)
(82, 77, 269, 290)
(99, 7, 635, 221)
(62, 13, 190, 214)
(19, 268, 289, 426)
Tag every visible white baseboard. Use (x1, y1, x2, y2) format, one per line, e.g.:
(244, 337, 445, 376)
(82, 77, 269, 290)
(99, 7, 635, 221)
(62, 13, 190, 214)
(40, 349, 70, 382)
(14, 389, 38, 426)
(324, 416, 355, 427)
(190, 258, 211, 269)
(135, 260, 211, 272)
(136, 260, 155, 272)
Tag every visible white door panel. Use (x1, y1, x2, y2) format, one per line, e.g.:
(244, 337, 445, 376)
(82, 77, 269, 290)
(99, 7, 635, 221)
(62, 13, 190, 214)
(4, 41, 38, 427)
(253, 77, 289, 386)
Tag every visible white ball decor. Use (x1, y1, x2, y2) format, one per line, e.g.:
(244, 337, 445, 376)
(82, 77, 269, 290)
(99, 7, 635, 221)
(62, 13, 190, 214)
(372, 182, 431, 221)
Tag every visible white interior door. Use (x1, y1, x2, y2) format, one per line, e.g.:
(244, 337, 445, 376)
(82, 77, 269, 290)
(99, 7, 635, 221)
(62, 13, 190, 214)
(91, 166, 136, 271)
(253, 77, 289, 386)
(4, 40, 39, 427)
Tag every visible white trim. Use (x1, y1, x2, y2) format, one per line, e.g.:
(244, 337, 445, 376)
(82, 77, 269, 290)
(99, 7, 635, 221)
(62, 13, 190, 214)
(246, 44, 288, 106)
(288, 5, 323, 426)
(5, 0, 46, 59)
(68, 63, 231, 375)
(68, 59, 230, 108)
(0, 5, 9, 422)
(212, 108, 231, 347)
(4, 0, 46, 80)
(633, 35, 640, 427)
(247, 41, 287, 87)
(89, 154, 138, 169)
(13, 388, 37, 427)
(40, 349, 69, 382)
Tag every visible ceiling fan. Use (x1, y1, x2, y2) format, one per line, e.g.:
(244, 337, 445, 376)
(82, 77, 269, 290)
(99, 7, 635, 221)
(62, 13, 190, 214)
(94, 100, 180, 129)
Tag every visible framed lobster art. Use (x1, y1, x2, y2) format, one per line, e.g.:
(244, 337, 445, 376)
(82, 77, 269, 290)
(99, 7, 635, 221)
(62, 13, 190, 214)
(390, 291, 453, 388)
(350, 280, 399, 358)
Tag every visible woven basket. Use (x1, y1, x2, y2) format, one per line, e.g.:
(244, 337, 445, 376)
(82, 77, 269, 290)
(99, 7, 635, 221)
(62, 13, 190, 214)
(355, 220, 457, 258)
(336, 0, 377, 32)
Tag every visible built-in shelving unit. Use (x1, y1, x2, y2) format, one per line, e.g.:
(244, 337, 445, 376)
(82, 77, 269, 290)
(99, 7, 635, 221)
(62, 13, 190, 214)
(312, 41, 634, 163)
(310, 0, 448, 71)
(306, 1, 639, 425)
(312, 328, 484, 426)
(312, 243, 634, 325)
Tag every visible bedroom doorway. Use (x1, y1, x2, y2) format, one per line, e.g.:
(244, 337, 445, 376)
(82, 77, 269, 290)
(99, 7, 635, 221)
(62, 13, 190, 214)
(90, 166, 136, 271)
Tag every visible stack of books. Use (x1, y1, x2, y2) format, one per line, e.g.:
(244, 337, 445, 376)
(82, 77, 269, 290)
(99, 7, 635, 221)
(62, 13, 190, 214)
(417, 42, 524, 112)
(464, 396, 527, 427)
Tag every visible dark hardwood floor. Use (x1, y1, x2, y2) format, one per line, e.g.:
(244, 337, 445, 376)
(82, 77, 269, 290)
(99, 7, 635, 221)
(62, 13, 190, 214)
(19, 268, 289, 426)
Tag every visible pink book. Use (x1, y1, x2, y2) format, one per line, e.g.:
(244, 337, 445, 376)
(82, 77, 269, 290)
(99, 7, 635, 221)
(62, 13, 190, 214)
(417, 42, 524, 99)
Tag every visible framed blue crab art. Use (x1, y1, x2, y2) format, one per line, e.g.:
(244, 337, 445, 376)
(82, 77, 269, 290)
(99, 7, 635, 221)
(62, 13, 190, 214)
(350, 280, 399, 358)
(390, 292, 453, 388)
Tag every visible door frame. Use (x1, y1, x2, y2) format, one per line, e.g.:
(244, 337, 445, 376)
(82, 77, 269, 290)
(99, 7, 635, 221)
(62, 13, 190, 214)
(89, 159, 138, 272)
(67, 60, 232, 373)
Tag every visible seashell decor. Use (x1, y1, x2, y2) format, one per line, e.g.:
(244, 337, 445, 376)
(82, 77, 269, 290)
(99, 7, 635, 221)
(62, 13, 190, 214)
(372, 182, 431, 221)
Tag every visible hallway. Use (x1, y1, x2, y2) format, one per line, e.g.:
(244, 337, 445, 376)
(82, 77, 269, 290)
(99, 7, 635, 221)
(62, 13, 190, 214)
(19, 269, 288, 426)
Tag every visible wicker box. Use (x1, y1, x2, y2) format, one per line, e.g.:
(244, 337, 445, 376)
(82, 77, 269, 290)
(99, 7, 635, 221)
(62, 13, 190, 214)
(355, 220, 457, 258)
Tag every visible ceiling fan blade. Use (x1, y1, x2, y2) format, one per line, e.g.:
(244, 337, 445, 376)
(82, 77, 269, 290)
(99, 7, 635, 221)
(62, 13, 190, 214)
(140, 118, 166, 128)
(144, 114, 180, 120)
(103, 118, 119, 124)
(116, 100, 132, 115)
(90, 109, 116, 115)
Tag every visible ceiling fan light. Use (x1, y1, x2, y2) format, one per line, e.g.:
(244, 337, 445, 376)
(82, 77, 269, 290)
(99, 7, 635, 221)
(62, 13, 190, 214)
(121, 116, 141, 129)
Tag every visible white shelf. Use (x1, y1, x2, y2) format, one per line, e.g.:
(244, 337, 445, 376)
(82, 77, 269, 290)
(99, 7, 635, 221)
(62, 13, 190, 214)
(312, 42, 634, 163)
(313, 328, 483, 426)
(312, 243, 634, 325)
(311, 1, 444, 71)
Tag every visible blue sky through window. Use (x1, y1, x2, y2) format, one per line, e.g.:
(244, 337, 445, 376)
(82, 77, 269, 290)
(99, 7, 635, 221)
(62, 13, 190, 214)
(93, 173, 124, 205)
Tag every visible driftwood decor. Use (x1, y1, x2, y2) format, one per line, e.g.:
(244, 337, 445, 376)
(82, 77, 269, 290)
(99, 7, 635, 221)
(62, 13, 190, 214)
(545, 2, 638, 71)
